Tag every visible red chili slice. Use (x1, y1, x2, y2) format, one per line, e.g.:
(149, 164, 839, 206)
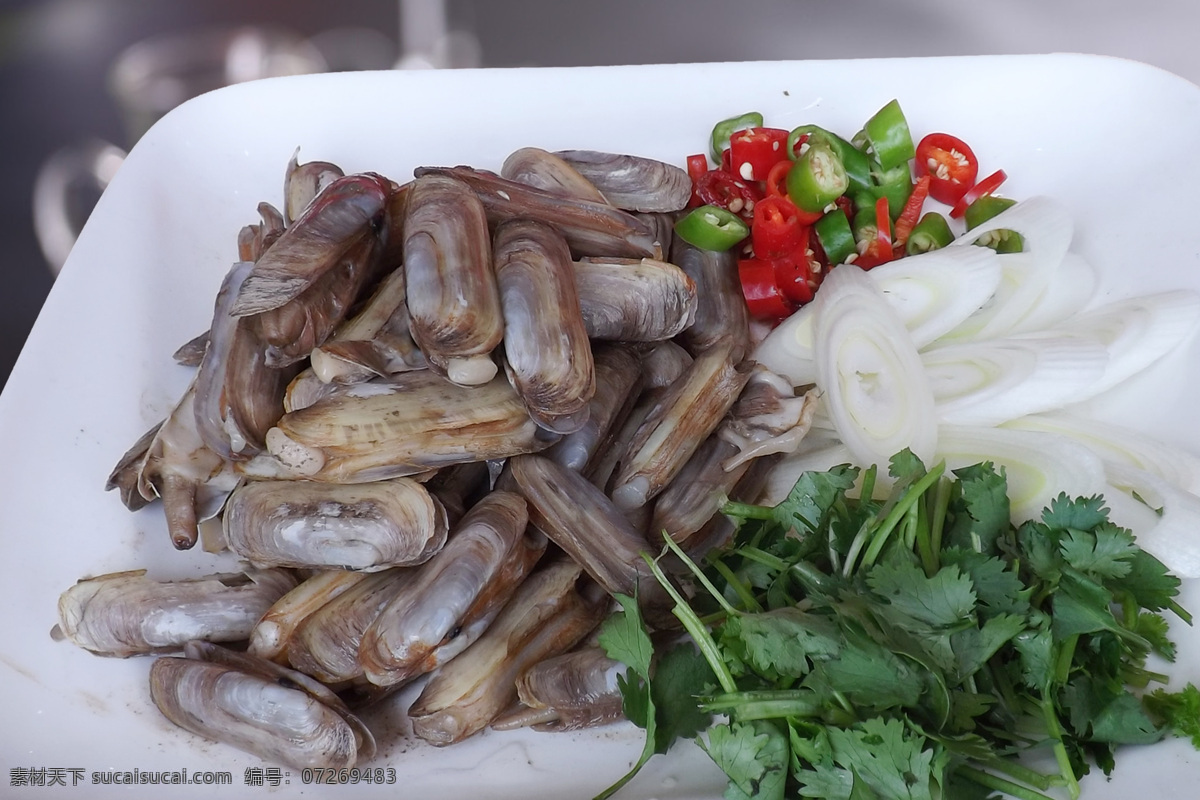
(915, 132, 979, 205)
(752, 196, 805, 258)
(855, 196, 896, 270)
(738, 257, 796, 320)
(729, 127, 790, 183)
(685, 153, 708, 208)
(772, 241, 817, 305)
(765, 161, 822, 225)
(893, 174, 931, 250)
(950, 169, 1008, 219)
(696, 169, 762, 219)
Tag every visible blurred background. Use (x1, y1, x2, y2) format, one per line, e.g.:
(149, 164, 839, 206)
(2, 0, 1198, 392)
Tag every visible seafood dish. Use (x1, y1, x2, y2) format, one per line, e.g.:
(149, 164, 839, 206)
(3, 56, 1200, 799)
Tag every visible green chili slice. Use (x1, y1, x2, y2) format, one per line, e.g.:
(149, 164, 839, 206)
(905, 212, 954, 255)
(869, 161, 914, 221)
(711, 111, 764, 162)
(863, 99, 916, 170)
(814, 210, 856, 266)
(965, 195, 1023, 253)
(788, 124, 873, 195)
(674, 204, 750, 251)
(786, 143, 848, 213)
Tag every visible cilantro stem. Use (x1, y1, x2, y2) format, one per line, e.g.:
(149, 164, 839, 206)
(701, 689, 823, 721)
(977, 757, 1059, 790)
(720, 500, 775, 521)
(955, 765, 1056, 800)
(641, 552, 737, 694)
(1040, 697, 1081, 800)
(848, 461, 946, 576)
(711, 558, 762, 613)
(1054, 634, 1078, 686)
(928, 475, 951, 568)
(735, 546, 787, 572)
(1168, 598, 1193, 625)
(860, 463, 878, 502)
(660, 531, 738, 616)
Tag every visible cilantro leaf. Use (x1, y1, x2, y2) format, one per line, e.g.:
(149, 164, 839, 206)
(1088, 692, 1163, 745)
(809, 633, 924, 710)
(1060, 524, 1138, 579)
(940, 549, 1030, 617)
(1013, 626, 1055, 693)
(949, 613, 1027, 684)
(701, 720, 788, 800)
(1109, 549, 1182, 612)
(727, 607, 841, 680)
(826, 718, 939, 800)
(770, 464, 860, 535)
(598, 593, 653, 678)
(1042, 493, 1109, 532)
(1145, 683, 1200, 748)
(867, 561, 976, 630)
(944, 462, 1010, 554)
(651, 642, 713, 753)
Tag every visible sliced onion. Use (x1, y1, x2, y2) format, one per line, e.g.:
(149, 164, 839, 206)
(813, 265, 937, 466)
(921, 335, 1108, 426)
(1003, 411, 1200, 496)
(1103, 463, 1200, 578)
(1007, 252, 1097, 334)
(944, 196, 1074, 341)
(753, 246, 1002, 386)
(936, 425, 1107, 522)
(1053, 290, 1200, 399)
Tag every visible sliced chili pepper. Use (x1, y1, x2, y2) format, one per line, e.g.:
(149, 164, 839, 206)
(695, 169, 761, 218)
(950, 168, 1007, 219)
(905, 212, 954, 255)
(790, 124, 874, 195)
(786, 143, 848, 214)
(730, 127, 790, 183)
(854, 196, 894, 269)
(862, 99, 915, 170)
(893, 174, 931, 249)
(915, 132, 979, 205)
(765, 161, 822, 225)
(773, 244, 816, 305)
(685, 153, 708, 208)
(814, 210, 856, 267)
(751, 196, 805, 259)
(965, 195, 1023, 253)
(869, 161, 913, 220)
(738, 257, 796, 320)
(674, 204, 750, 251)
(719, 148, 732, 173)
(711, 112, 764, 162)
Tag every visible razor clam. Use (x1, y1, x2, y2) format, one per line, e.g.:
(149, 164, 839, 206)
(252, 230, 388, 367)
(310, 266, 426, 384)
(574, 257, 697, 342)
(231, 173, 391, 317)
(237, 202, 286, 263)
(500, 147, 608, 204)
(544, 343, 642, 473)
(509, 454, 673, 622)
(193, 261, 291, 460)
(249, 570, 370, 662)
(423, 460, 490, 526)
(413, 166, 658, 259)
(492, 646, 624, 731)
(610, 341, 753, 511)
(135, 379, 240, 549)
(286, 567, 410, 683)
(680, 452, 779, 561)
(635, 211, 675, 257)
(223, 477, 448, 572)
(404, 173, 503, 386)
(359, 491, 545, 687)
(555, 150, 692, 213)
(105, 420, 163, 511)
(408, 560, 608, 746)
(259, 371, 558, 483)
(56, 568, 296, 657)
(150, 641, 373, 770)
(652, 371, 818, 547)
(284, 150, 345, 225)
(495, 219, 594, 433)
(172, 331, 209, 367)
(671, 237, 751, 361)
(641, 339, 694, 388)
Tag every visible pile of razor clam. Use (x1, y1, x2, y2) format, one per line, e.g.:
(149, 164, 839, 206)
(56, 147, 817, 768)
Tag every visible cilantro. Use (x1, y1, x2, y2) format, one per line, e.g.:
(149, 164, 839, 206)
(594, 455, 1196, 800)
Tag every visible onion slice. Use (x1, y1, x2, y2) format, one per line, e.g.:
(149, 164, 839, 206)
(813, 265, 937, 466)
(1103, 463, 1200, 578)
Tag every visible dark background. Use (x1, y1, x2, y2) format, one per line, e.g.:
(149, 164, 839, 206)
(3, 0, 1197, 392)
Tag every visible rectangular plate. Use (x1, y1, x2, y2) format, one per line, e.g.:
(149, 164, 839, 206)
(2, 55, 1199, 798)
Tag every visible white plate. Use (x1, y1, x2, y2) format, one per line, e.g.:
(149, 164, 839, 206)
(2, 55, 1199, 798)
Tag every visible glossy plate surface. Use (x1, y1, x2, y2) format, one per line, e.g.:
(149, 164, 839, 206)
(1, 55, 1198, 797)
